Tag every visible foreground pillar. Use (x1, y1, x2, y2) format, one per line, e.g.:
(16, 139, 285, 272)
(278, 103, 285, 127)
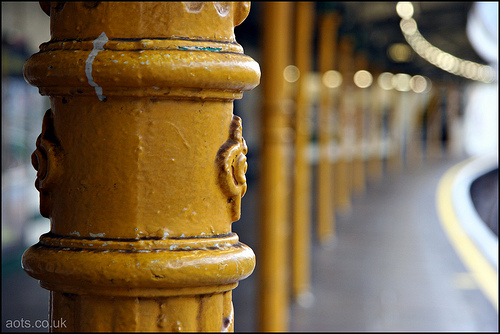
(22, 2, 259, 332)
(258, 2, 293, 331)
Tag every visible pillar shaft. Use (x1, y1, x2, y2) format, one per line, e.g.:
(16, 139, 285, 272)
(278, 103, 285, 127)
(317, 11, 339, 243)
(22, 2, 259, 332)
(291, 1, 315, 302)
(352, 53, 369, 195)
(386, 87, 402, 171)
(336, 37, 355, 213)
(258, 2, 293, 331)
(366, 69, 385, 183)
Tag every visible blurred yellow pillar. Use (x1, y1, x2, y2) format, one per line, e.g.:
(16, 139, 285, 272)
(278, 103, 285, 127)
(388, 87, 408, 171)
(22, 2, 259, 332)
(445, 83, 462, 157)
(336, 37, 355, 213)
(366, 69, 385, 183)
(291, 2, 315, 303)
(422, 87, 442, 161)
(385, 84, 403, 172)
(352, 53, 369, 195)
(317, 10, 340, 242)
(257, 1, 293, 332)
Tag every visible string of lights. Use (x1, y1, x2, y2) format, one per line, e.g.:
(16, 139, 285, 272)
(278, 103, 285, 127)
(396, 2, 496, 84)
(284, 2, 498, 94)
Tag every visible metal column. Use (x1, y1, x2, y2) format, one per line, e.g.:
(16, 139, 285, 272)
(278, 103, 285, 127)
(22, 2, 260, 331)
(317, 10, 340, 242)
(291, 1, 315, 304)
(257, 1, 293, 331)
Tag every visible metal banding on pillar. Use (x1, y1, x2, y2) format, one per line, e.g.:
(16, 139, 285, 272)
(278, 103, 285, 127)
(22, 2, 260, 332)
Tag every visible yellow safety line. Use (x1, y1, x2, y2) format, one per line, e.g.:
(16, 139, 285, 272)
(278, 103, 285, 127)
(436, 158, 498, 313)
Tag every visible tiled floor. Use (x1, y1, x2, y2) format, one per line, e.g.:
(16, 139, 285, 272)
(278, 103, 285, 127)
(2, 155, 498, 332)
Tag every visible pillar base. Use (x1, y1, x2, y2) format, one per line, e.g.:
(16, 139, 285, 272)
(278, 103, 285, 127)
(22, 232, 254, 331)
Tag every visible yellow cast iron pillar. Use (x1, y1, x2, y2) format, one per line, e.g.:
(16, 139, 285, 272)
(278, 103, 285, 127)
(335, 36, 355, 214)
(291, 1, 315, 304)
(22, 2, 260, 332)
(351, 53, 369, 196)
(366, 69, 384, 184)
(317, 11, 340, 244)
(258, 2, 293, 332)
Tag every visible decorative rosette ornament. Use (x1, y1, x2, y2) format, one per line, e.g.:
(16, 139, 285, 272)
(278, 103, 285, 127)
(31, 109, 62, 218)
(216, 115, 248, 222)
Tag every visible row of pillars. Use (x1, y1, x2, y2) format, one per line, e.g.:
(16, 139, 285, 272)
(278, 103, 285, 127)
(256, 2, 462, 331)
(21, 1, 462, 332)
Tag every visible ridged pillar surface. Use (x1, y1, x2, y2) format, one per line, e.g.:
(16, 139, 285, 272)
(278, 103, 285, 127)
(22, 2, 260, 332)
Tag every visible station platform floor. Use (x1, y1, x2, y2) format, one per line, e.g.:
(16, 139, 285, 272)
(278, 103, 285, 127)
(2, 154, 498, 332)
(231, 153, 498, 332)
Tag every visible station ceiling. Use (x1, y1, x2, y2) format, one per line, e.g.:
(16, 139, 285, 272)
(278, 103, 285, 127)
(236, 2, 491, 85)
(338, 2, 485, 82)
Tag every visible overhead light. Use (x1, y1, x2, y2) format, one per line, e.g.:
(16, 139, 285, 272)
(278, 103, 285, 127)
(400, 18, 417, 36)
(392, 73, 411, 92)
(322, 70, 342, 88)
(283, 65, 300, 83)
(397, 3, 496, 83)
(353, 70, 373, 88)
(409, 75, 431, 93)
(377, 72, 394, 90)
(396, 2, 414, 19)
(388, 43, 413, 62)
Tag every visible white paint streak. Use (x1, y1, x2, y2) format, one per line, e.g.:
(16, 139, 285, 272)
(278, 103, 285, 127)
(85, 32, 109, 101)
(166, 121, 191, 148)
